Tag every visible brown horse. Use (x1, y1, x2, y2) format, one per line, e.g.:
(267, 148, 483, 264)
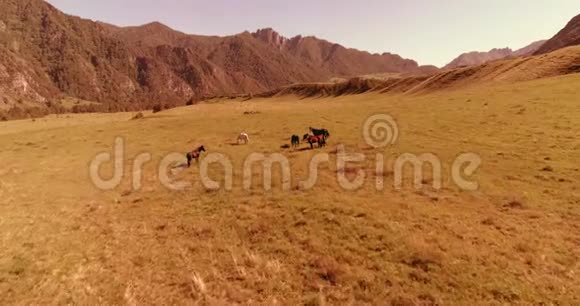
(186, 145, 206, 167)
(304, 134, 325, 149)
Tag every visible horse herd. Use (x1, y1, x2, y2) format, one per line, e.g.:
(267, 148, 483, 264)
(297, 127, 330, 149)
(186, 127, 330, 167)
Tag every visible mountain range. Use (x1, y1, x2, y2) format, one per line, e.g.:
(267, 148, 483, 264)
(443, 40, 547, 69)
(0, 0, 578, 119)
(0, 0, 435, 114)
(443, 14, 580, 69)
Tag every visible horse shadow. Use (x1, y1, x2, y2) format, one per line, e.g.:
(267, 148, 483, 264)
(172, 163, 189, 169)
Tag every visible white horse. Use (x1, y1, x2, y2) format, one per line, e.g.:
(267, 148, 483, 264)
(237, 132, 250, 145)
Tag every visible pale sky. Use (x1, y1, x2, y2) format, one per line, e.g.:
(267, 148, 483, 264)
(45, 0, 579, 67)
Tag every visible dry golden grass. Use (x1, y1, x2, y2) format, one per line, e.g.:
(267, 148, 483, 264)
(0, 74, 579, 304)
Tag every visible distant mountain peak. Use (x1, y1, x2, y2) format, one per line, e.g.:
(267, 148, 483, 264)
(444, 48, 513, 69)
(443, 41, 548, 70)
(513, 40, 547, 56)
(252, 28, 289, 49)
(142, 21, 169, 29)
(137, 21, 178, 33)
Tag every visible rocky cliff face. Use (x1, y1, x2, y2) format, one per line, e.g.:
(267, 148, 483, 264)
(252, 28, 289, 50)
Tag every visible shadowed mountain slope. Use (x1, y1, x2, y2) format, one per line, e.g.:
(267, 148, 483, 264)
(535, 13, 580, 54)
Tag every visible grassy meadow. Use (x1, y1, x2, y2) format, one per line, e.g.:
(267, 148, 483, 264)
(0, 74, 579, 304)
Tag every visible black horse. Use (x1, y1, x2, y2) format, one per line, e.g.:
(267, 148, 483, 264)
(291, 135, 300, 148)
(186, 145, 206, 167)
(309, 127, 330, 140)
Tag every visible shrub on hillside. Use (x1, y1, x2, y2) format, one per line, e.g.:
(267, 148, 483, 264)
(152, 103, 164, 113)
(186, 97, 199, 106)
(131, 112, 144, 120)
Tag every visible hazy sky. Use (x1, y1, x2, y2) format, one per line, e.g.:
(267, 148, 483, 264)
(45, 0, 579, 67)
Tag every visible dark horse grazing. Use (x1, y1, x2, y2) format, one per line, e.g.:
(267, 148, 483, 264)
(291, 135, 300, 148)
(304, 134, 325, 149)
(186, 145, 206, 167)
(309, 127, 330, 140)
